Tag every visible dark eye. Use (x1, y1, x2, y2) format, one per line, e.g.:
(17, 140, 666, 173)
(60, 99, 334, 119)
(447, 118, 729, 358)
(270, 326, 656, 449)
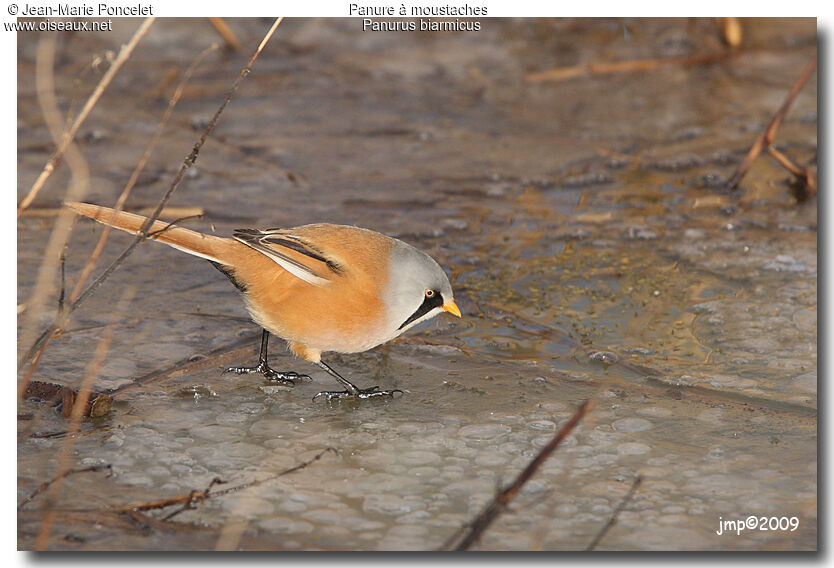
(425, 289, 435, 298)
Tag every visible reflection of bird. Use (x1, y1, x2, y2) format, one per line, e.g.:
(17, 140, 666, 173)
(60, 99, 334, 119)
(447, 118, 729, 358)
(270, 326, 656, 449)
(66, 202, 461, 400)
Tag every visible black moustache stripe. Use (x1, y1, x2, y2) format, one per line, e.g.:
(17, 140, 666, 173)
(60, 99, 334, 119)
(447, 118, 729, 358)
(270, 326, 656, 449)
(398, 293, 444, 330)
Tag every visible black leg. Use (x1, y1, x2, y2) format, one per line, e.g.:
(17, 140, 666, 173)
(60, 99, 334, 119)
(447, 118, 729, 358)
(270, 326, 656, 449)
(224, 329, 310, 385)
(312, 360, 402, 401)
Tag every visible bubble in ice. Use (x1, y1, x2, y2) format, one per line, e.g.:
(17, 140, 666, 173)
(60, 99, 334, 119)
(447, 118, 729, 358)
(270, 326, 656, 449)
(189, 424, 243, 441)
(396, 510, 431, 524)
(103, 435, 124, 449)
(617, 442, 651, 455)
(396, 421, 443, 434)
(588, 350, 619, 363)
(697, 408, 724, 423)
(145, 465, 171, 478)
(118, 473, 154, 487)
(764, 255, 807, 273)
(793, 372, 817, 392)
(397, 450, 441, 466)
(409, 466, 441, 478)
(444, 478, 495, 496)
(474, 451, 509, 467)
(612, 417, 653, 432)
(637, 406, 673, 418)
(258, 516, 314, 534)
(526, 420, 556, 431)
(222, 496, 275, 516)
(662, 505, 686, 514)
(301, 508, 354, 525)
(458, 423, 512, 440)
(363, 494, 417, 515)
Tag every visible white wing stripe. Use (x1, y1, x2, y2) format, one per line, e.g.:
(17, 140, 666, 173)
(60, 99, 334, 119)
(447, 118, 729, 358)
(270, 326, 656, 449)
(233, 236, 331, 286)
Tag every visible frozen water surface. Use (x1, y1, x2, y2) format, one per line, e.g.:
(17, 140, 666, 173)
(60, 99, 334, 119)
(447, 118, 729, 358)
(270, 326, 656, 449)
(18, 19, 816, 550)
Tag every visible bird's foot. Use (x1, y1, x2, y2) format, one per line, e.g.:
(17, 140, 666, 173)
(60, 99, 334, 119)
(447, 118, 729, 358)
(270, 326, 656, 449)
(223, 363, 309, 385)
(312, 386, 403, 401)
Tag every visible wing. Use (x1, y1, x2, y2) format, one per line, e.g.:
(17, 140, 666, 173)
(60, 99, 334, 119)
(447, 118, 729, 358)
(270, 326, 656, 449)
(233, 228, 343, 287)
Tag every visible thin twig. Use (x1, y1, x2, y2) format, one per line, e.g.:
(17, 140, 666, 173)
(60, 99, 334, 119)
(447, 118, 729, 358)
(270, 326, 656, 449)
(18, 465, 112, 510)
(72, 16, 284, 312)
(18, 18, 284, 377)
(67, 44, 220, 305)
(22, 206, 205, 218)
(17, 45, 217, 395)
(18, 32, 93, 399)
(162, 478, 227, 521)
(208, 17, 245, 54)
(586, 475, 643, 551)
(17, 18, 155, 217)
(727, 58, 817, 189)
(144, 66, 180, 102)
(112, 447, 335, 516)
(34, 288, 134, 550)
(444, 400, 592, 551)
(525, 52, 737, 83)
(767, 145, 817, 195)
(717, 17, 742, 48)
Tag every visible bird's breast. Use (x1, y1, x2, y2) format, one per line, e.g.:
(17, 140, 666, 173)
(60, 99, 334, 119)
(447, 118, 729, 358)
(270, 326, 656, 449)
(242, 270, 394, 354)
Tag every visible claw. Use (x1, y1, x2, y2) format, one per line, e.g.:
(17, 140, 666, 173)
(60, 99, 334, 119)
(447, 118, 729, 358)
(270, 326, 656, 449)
(223, 363, 308, 386)
(312, 386, 403, 401)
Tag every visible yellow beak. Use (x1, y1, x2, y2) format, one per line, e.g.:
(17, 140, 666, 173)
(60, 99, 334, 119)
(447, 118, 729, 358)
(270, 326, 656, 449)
(442, 301, 461, 318)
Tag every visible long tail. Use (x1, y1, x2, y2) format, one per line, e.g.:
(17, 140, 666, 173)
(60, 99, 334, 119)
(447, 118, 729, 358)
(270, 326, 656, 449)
(65, 202, 234, 265)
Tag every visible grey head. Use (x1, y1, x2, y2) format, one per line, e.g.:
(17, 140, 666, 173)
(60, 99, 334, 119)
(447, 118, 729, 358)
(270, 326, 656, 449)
(383, 239, 459, 337)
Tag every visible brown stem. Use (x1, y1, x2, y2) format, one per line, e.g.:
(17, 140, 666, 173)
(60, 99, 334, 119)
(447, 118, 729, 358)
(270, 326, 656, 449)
(585, 475, 643, 550)
(17, 18, 155, 217)
(727, 58, 817, 190)
(444, 400, 592, 551)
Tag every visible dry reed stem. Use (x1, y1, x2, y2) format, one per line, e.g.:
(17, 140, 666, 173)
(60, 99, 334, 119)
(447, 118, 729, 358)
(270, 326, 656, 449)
(19, 18, 284, 380)
(767, 145, 817, 194)
(209, 17, 245, 54)
(585, 475, 643, 550)
(110, 448, 335, 515)
(68, 43, 220, 305)
(18, 465, 112, 510)
(17, 41, 216, 397)
(17, 18, 155, 217)
(718, 17, 743, 48)
(21, 206, 205, 219)
(525, 52, 736, 83)
(145, 66, 180, 102)
(444, 400, 592, 551)
(34, 288, 134, 550)
(17, 33, 92, 393)
(727, 57, 817, 190)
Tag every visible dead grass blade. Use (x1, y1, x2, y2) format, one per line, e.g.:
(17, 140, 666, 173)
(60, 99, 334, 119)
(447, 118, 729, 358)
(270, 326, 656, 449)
(34, 287, 134, 550)
(67, 43, 220, 305)
(525, 52, 736, 83)
(585, 475, 643, 550)
(443, 400, 592, 551)
(17, 42, 217, 398)
(17, 18, 155, 217)
(111, 447, 335, 518)
(18, 465, 112, 511)
(17, 32, 93, 393)
(209, 18, 245, 54)
(18, 18, 285, 385)
(727, 57, 817, 191)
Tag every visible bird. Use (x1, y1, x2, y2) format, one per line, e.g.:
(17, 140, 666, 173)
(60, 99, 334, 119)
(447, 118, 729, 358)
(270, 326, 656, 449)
(65, 202, 461, 401)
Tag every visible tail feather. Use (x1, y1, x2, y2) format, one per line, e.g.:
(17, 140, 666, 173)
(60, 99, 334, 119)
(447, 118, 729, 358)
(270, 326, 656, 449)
(65, 201, 232, 265)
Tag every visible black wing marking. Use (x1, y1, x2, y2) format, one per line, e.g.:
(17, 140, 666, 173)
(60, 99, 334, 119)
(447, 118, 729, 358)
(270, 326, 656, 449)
(233, 229, 340, 286)
(260, 234, 343, 274)
(209, 261, 247, 293)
